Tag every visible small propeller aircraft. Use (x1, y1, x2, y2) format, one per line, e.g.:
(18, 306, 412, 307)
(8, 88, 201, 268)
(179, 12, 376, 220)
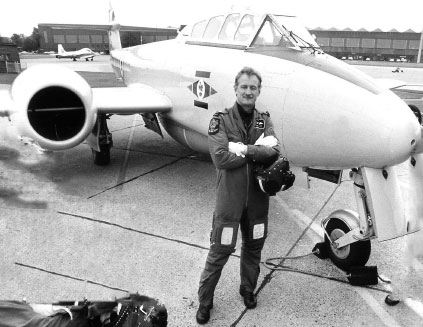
(0, 6, 422, 271)
(56, 44, 97, 61)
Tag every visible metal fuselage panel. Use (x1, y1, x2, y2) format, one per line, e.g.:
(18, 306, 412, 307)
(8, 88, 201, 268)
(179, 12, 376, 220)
(111, 39, 420, 170)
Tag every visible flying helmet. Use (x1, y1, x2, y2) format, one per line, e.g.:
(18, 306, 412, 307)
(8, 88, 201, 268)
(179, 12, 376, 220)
(254, 155, 295, 196)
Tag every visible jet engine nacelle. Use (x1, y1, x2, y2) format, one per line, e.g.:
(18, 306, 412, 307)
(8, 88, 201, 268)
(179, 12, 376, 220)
(8, 64, 97, 151)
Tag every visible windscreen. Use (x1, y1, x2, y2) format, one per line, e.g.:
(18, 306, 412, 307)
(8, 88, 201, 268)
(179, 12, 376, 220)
(272, 15, 319, 47)
(252, 18, 293, 47)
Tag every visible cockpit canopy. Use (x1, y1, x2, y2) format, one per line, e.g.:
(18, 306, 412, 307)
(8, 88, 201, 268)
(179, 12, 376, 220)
(180, 12, 320, 50)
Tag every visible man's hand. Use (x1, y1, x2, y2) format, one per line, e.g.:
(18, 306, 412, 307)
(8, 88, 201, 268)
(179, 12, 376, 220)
(254, 134, 278, 147)
(228, 142, 247, 157)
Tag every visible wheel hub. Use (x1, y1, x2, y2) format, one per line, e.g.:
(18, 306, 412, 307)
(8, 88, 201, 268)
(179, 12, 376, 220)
(329, 228, 350, 259)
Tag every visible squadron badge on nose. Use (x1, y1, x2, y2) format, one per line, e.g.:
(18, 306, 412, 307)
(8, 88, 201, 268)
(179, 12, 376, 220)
(188, 71, 218, 110)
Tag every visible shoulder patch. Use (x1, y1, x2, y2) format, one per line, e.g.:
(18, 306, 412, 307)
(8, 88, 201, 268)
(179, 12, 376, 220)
(254, 119, 265, 129)
(208, 117, 220, 135)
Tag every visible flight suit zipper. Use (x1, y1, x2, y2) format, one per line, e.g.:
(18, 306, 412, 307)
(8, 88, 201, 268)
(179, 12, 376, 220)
(236, 108, 254, 210)
(245, 162, 249, 208)
(244, 121, 252, 209)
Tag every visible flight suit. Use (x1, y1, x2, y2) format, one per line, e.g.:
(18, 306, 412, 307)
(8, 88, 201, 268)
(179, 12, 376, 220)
(198, 103, 280, 307)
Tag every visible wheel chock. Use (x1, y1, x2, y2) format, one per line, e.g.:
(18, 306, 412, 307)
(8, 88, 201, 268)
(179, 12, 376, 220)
(347, 266, 378, 285)
(312, 242, 329, 259)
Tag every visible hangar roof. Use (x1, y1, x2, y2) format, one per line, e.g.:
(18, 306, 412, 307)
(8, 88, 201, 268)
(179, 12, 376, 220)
(310, 26, 419, 33)
(38, 23, 178, 33)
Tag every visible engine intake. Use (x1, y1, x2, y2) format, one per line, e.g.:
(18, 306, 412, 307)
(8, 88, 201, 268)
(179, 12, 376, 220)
(28, 86, 86, 141)
(9, 64, 97, 151)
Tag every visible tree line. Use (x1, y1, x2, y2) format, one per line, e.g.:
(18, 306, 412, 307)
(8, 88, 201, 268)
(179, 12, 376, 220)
(2, 29, 155, 52)
(2, 28, 41, 52)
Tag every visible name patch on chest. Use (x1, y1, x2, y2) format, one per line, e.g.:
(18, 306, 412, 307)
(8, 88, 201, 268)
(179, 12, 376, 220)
(255, 119, 265, 129)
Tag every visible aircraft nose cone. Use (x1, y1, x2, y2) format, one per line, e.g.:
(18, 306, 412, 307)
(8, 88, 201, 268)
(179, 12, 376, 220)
(282, 82, 420, 169)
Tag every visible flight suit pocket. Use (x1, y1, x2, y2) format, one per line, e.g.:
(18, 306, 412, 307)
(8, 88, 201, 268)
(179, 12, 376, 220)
(212, 222, 238, 249)
(246, 219, 268, 242)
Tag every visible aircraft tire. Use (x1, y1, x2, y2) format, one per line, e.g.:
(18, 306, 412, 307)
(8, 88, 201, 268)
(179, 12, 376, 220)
(324, 218, 371, 271)
(92, 145, 110, 166)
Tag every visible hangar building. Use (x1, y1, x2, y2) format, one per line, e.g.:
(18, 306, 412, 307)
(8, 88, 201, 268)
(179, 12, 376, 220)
(38, 23, 178, 53)
(310, 28, 423, 63)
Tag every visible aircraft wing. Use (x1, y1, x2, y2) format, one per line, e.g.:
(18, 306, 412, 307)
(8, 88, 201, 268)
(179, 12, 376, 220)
(56, 54, 71, 59)
(376, 79, 423, 113)
(79, 54, 95, 59)
(390, 83, 423, 113)
(375, 78, 406, 89)
(0, 64, 172, 152)
(92, 85, 172, 114)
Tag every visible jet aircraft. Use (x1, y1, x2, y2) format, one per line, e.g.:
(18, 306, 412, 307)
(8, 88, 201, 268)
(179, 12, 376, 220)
(55, 44, 97, 61)
(0, 7, 423, 271)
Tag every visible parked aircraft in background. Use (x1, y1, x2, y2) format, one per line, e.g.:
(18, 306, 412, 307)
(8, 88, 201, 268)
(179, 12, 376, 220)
(55, 44, 97, 61)
(1, 7, 423, 271)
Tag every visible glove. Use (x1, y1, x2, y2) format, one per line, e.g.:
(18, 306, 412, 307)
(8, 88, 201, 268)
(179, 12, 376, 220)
(228, 142, 247, 157)
(254, 134, 278, 147)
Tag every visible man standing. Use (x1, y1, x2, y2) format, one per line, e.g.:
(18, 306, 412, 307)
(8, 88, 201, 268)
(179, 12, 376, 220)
(196, 67, 280, 324)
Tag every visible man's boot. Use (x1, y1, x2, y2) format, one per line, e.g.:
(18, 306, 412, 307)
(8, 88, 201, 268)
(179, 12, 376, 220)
(196, 304, 213, 324)
(240, 288, 257, 309)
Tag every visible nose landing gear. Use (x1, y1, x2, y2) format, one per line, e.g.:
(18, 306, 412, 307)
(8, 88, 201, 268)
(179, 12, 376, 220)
(320, 168, 373, 271)
(88, 114, 113, 166)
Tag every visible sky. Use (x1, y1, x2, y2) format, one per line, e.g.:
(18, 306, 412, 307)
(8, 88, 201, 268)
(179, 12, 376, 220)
(0, 0, 422, 37)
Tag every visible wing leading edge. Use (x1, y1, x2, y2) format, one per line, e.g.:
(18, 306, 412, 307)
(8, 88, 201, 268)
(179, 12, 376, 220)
(92, 84, 172, 114)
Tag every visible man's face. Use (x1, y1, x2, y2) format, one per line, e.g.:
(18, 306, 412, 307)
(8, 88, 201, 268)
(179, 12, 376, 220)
(234, 74, 261, 112)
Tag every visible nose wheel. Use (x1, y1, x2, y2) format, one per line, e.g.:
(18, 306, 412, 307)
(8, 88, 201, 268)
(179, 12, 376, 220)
(324, 218, 371, 271)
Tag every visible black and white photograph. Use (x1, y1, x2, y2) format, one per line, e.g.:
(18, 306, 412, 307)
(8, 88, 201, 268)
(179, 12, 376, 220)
(1, 0, 423, 326)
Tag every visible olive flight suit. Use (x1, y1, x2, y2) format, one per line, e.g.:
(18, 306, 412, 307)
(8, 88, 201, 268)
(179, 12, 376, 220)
(198, 102, 280, 307)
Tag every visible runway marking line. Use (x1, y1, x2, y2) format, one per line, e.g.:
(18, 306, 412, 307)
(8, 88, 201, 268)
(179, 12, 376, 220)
(116, 115, 139, 189)
(87, 153, 193, 199)
(57, 210, 211, 251)
(404, 298, 423, 319)
(14, 262, 129, 294)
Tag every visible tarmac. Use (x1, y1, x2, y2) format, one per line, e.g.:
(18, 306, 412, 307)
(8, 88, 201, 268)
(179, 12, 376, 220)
(1, 55, 423, 326)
